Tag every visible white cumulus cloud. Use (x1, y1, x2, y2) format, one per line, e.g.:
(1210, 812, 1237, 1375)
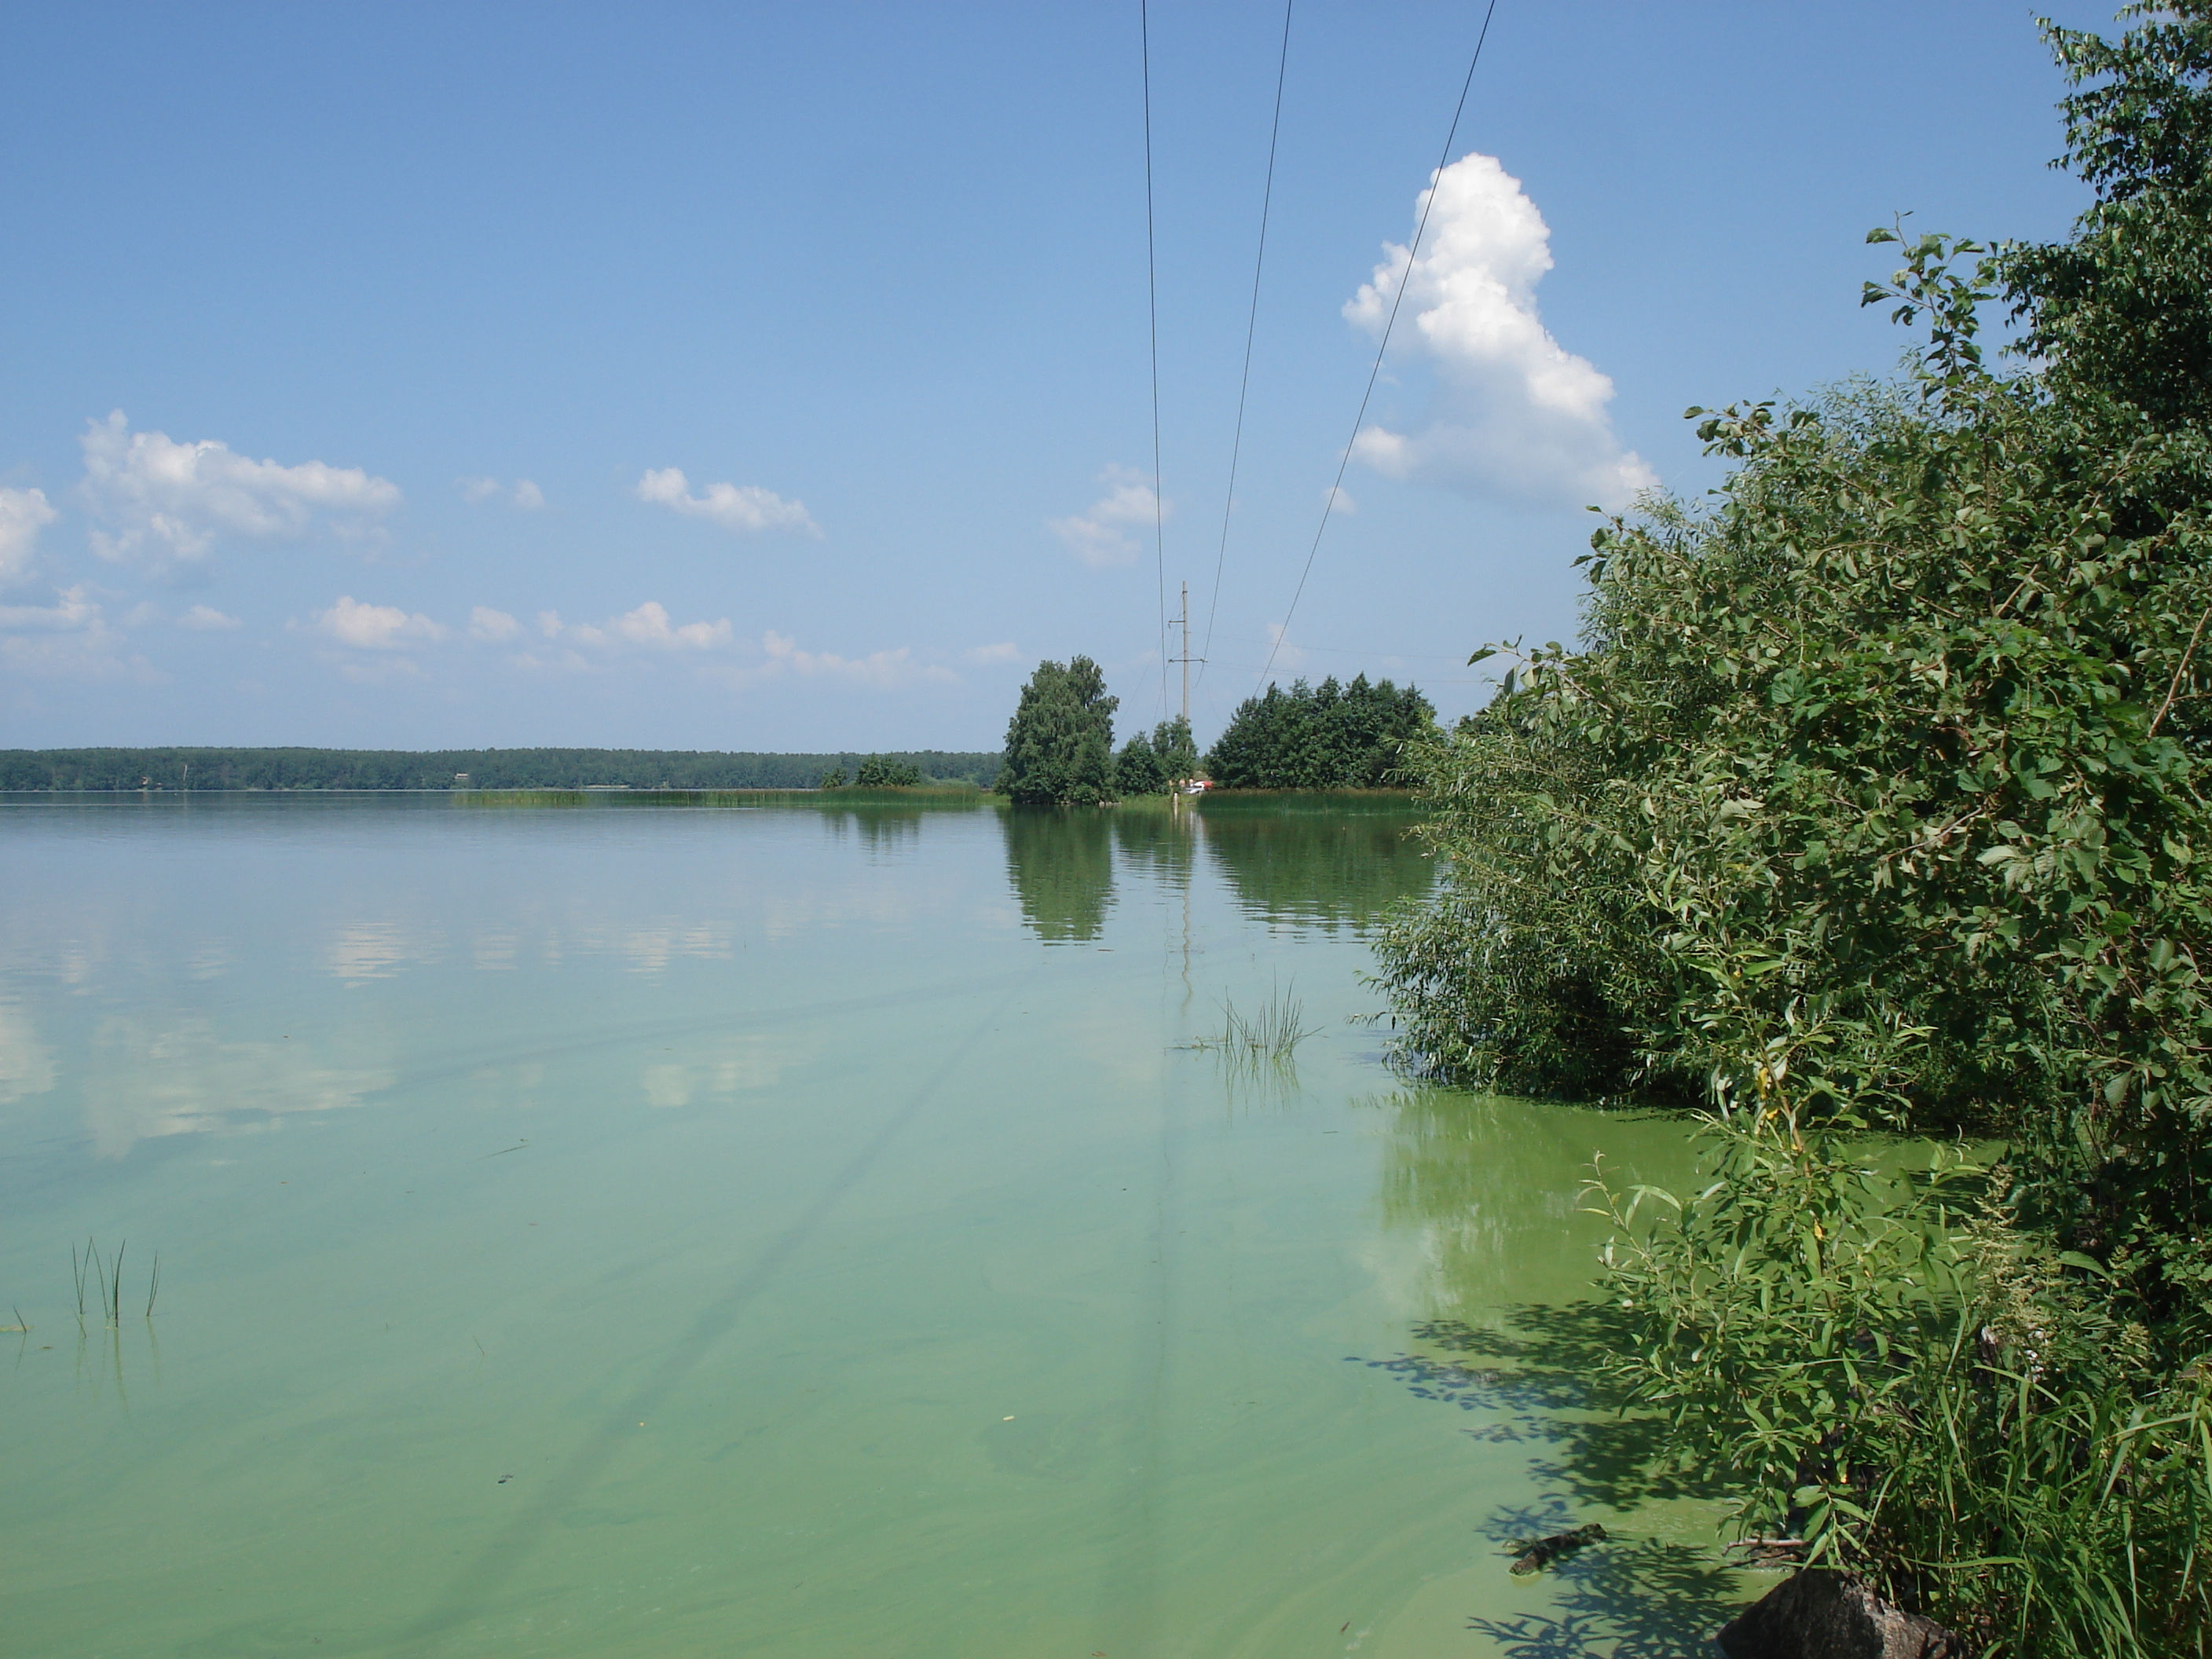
(544, 601, 733, 652)
(1344, 153, 1655, 511)
(635, 467, 820, 538)
(79, 412, 403, 573)
(1048, 465, 1164, 568)
(0, 487, 58, 589)
(469, 606, 522, 642)
(512, 479, 545, 511)
(313, 595, 445, 650)
(177, 604, 242, 631)
(963, 641, 1021, 665)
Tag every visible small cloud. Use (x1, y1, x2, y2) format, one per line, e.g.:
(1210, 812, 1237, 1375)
(469, 606, 522, 642)
(541, 600, 733, 652)
(312, 595, 445, 650)
(331, 655, 427, 683)
(178, 603, 242, 631)
(713, 630, 957, 691)
(963, 641, 1021, 665)
(1343, 153, 1655, 510)
(1261, 621, 1307, 674)
(635, 467, 820, 538)
(79, 412, 402, 573)
(459, 476, 546, 511)
(0, 584, 103, 632)
(0, 586, 156, 680)
(1048, 465, 1164, 568)
(1324, 485, 1357, 516)
(0, 486, 58, 589)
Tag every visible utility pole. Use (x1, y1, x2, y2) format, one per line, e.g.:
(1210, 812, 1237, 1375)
(1169, 580, 1201, 729)
(1166, 581, 1204, 791)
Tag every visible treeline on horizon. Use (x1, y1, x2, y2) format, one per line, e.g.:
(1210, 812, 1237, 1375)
(0, 747, 1003, 792)
(998, 655, 1434, 805)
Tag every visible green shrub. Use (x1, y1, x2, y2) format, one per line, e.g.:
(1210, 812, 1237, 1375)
(1375, 11, 2212, 1651)
(1593, 1099, 2212, 1657)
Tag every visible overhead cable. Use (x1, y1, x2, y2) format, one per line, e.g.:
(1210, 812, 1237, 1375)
(1254, 0, 1500, 693)
(1141, 0, 1169, 715)
(1196, 0, 1295, 693)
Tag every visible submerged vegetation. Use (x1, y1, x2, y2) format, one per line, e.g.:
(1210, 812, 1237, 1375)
(1378, 5, 2212, 1652)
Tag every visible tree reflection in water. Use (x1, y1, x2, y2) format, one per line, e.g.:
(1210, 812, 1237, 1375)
(1196, 795, 1432, 932)
(999, 807, 1116, 943)
(1110, 802, 1196, 893)
(814, 803, 928, 857)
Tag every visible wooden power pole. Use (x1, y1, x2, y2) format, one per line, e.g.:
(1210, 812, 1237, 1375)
(1170, 581, 1201, 730)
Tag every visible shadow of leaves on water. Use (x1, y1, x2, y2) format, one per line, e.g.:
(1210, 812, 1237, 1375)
(1350, 1307, 1749, 1657)
(1395, 1310, 1728, 1508)
(1466, 1538, 1741, 1659)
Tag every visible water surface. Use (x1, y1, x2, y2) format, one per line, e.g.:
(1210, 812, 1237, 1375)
(0, 794, 1727, 1657)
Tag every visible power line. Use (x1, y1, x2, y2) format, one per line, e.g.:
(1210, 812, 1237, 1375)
(1141, 0, 1169, 716)
(1196, 0, 1295, 694)
(1254, 0, 1500, 694)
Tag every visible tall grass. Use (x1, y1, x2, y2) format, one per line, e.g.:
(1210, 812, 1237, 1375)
(1188, 983, 1318, 1064)
(1590, 1107, 2212, 1657)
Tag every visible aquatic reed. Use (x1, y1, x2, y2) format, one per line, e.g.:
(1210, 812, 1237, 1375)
(1191, 983, 1318, 1064)
(71, 1237, 155, 1328)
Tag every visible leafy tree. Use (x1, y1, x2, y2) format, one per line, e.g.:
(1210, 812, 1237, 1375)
(2000, 2, 2212, 427)
(816, 766, 848, 789)
(1111, 717, 1199, 797)
(1151, 715, 1199, 783)
(1376, 5, 2212, 1641)
(1113, 733, 1166, 797)
(1205, 674, 1434, 789)
(853, 755, 922, 787)
(997, 657, 1117, 806)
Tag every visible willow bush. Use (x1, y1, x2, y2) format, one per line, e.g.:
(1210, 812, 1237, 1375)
(1377, 8, 2212, 1651)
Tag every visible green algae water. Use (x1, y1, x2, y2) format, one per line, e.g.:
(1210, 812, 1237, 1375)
(0, 793, 1733, 1657)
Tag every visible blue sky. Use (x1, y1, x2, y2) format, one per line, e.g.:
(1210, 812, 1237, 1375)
(0, 1, 2111, 753)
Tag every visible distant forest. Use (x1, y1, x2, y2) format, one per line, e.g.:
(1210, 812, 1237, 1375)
(0, 748, 1003, 791)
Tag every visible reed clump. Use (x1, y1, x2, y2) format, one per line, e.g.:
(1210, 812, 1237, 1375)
(1188, 984, 1317, 1064)
(72, 1238, 157, 1329)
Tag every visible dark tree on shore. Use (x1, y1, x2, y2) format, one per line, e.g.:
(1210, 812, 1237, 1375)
(1204, 675, 1434, 789)
(852, 755, 922, 787)
(997, 657, 1117, 806)
(1112, 716, 1199, 797)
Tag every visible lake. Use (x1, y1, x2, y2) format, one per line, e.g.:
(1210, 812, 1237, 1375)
(0, 793, 1731, 1657)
